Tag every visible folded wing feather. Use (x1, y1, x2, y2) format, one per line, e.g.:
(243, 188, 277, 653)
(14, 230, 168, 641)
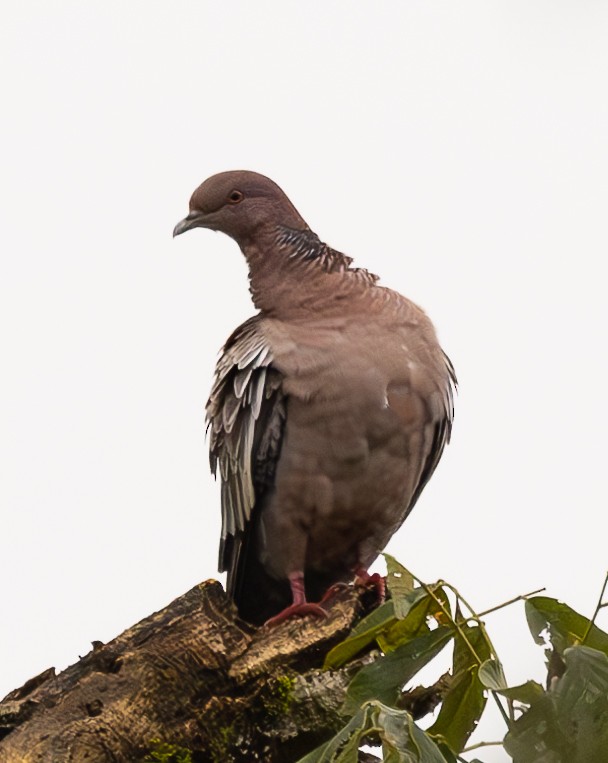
(206, 316, 285, 597)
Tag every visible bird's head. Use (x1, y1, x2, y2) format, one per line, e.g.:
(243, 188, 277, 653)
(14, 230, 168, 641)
(173, 170, 307, 246)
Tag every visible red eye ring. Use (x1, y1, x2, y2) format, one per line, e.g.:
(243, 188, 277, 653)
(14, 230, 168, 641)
(228, 190, 244, 203)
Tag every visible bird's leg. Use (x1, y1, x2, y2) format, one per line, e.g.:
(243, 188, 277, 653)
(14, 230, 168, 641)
(354, 566, 386, 603)
(264, 572, 328, 627)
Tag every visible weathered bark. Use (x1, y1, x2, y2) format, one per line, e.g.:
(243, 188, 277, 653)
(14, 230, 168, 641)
(0, 580, 379, 763)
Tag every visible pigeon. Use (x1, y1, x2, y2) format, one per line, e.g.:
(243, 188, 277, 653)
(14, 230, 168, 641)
(173, 171, 455, 625)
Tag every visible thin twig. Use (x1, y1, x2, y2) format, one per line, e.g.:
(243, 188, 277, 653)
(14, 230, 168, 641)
(476, 587, 546, 619)
(491, 691, 512, 727)
(397, 567, 512, 728)
(581, 570, 608, 645)
(442, 582, 500, 660)
(441, 582, 514, 724)
(463, 740, 504, 752)
(400, 571, 483, 664)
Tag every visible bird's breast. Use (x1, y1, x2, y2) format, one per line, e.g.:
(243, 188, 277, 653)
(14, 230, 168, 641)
(255, 313, 450, 583)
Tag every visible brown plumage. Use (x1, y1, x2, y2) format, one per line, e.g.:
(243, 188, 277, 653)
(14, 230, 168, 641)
(173, 171, 456, 625)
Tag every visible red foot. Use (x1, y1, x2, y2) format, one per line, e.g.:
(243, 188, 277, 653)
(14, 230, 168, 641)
(264, 602, 328, 627)
(355, 569, 386, 603)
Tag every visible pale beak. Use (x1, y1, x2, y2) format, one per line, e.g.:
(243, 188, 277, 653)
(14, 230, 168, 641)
(172, 211, 208, 238)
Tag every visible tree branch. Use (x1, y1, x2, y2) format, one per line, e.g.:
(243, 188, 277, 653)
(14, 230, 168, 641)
(0, 580, 378, 762)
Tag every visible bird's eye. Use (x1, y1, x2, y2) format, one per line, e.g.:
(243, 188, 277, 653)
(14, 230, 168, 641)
(228, 190, 244, 204)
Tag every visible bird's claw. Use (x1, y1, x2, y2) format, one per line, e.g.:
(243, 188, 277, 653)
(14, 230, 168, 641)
(355, 570, 386, 603)
(264, 602, 328, 627)
(319, 581, 350, 604)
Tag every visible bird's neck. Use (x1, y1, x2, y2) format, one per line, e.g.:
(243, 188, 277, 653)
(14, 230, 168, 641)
(241, 225, 378, 316)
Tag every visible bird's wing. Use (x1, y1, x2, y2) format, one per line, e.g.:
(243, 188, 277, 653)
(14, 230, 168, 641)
(206, 315, 285, 598)
(403, 350, 457, 521)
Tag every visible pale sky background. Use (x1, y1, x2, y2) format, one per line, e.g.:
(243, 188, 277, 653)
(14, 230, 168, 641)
(1, 3, 607, 761)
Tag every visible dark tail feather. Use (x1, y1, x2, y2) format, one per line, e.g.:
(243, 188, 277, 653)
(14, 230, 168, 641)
(224, 526, 291, 625)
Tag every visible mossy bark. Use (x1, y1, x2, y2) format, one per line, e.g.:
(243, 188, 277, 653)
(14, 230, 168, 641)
(0, 580, 375, 762)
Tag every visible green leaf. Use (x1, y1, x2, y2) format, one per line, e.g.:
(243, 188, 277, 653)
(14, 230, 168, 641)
(500, 680, 545, 705)
(343, 627, 453, 715)
(478, 658, 544, 704)
(555, 646, 608, 762)
(434, 742, 460, 763)
(503, 692, 571, 762)
(558, 645, 608, 711)
(384, 554, 415, 617)
(296, 701, 450, 763)
(477, 658, 507, 691)
(378, 703, 449, 762)
(295, 708, 369, 763)
(525, 596, 608, 655)
(323, 600, 396, 669)
(378, 587, 450, 654)
(324, 587, 432, 669)
(427, 625, 490, 753)
(504, 645, 608, 763)
(377, 596, 431, 653)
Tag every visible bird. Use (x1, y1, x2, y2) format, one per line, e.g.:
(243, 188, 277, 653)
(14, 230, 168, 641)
(173, 171, 456, 626)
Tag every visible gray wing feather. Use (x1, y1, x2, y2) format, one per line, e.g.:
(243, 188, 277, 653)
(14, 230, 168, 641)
(206, 316, 285, 589)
